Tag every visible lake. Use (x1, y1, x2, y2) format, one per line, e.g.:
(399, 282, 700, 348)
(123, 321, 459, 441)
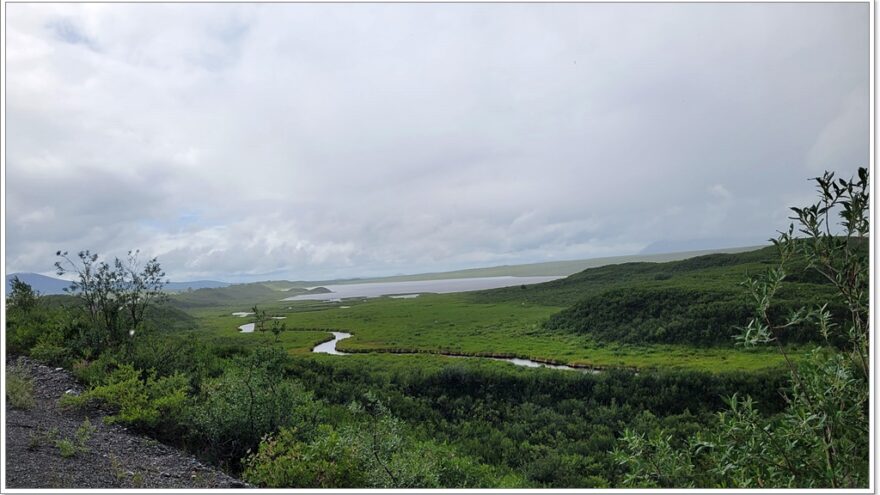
(282, 275, 562, 301)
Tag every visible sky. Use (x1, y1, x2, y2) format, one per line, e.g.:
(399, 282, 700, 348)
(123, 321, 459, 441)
(4, 3, 870, 282)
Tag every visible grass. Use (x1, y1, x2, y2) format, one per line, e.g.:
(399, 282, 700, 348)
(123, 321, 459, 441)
(168, 246, 844, 373)
(55, 418, 95, 458)
(29, 427, 59, 451)
(6, 367, 35, 409)
(180, 307, 343, 357)
(467, 246, 837, 308)
(109, 454, 129, 482)
(184, 293, 790, 372)
(301, 351, 592, 378)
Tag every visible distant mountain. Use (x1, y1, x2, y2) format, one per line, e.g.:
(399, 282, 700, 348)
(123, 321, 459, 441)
(5, 273, 73, 295)
(164, 280, 231, 292)
(5, 273, 229, 295)
(169, 282, 309, 308)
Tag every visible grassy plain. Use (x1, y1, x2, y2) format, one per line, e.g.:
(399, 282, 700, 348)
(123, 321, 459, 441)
(167, 245, 847, 374)
(183, 292, 790, 372)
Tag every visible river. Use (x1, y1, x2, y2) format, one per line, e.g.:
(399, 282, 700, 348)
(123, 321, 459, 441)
(311, 331, 598, 373)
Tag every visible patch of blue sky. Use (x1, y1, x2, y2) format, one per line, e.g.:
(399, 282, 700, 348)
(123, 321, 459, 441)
(46, 17, 99, 51)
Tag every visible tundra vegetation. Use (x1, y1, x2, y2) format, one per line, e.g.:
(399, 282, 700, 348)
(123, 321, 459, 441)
(4, 169, 867, 488)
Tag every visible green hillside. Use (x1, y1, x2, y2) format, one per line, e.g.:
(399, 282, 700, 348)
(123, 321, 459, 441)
(168, 283, 330, 309)
(469, 245, 849, 346)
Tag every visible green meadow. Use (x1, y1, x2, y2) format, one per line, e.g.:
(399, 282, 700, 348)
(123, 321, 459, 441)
(170, 244, 846, 374)
(184, 288, 792, 373)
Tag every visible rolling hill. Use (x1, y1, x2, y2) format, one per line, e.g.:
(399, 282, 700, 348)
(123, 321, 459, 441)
(469, 244, 853, 347)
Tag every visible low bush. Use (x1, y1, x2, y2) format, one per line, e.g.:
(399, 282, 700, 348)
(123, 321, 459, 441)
(244, 424, 366, 487)
(71, 351, 120, 387)
(65, 364, 189, 438)
(6, 368, 35, 409)
(29, 328, 71, 367)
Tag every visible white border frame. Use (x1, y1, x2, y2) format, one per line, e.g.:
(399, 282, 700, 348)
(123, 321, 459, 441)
(0, 1, 875, 494)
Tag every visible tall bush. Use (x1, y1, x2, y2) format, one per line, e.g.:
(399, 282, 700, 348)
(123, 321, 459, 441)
(613, 168, 869, 488)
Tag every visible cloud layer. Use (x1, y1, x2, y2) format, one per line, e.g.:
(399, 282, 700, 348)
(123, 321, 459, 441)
(5, 3, 869, 281)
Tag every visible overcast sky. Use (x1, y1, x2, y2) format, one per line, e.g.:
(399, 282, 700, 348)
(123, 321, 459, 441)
(5, 3, 869, 282)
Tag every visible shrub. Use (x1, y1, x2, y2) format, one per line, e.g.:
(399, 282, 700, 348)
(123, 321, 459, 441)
(54, 249, 167, 352)
(614, 167, 870, 488)
(56, 438, 78, 458)
(244, 398, 500, 488)
(29, 329, 70, 367)
(29, 427, 59, 450)
(244, 425, 367, 488)
(125, 334, 219, 388)
(188, 348, 318, 464)
(6, 305, 54, 355)
(68, 364, 189, 437)
(71, 351, 120, 387)
(6, 368, 35, 409)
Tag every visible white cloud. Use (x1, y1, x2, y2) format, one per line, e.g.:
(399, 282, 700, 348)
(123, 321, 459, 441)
(708, 185, 732, 200)
(806, 85, 870, 173)
(4, 3, 869, 281)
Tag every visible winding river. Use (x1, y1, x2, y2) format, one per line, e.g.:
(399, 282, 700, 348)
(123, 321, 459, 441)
(312, 332, 352, 355)
(311, 332, 598, 374)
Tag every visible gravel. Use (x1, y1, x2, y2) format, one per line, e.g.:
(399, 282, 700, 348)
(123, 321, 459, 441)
(5, 355, 249, 489)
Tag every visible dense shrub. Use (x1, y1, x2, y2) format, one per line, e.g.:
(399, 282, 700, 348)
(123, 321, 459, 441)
(62, 364, 189, 438)
(244, 424, 367, 487)
(281, 356, 789, 487)
(244, 400, 509, 488)
(124, 333, 221, 388)
(187, 348, 319, 465)
(544, 285, 845, 346)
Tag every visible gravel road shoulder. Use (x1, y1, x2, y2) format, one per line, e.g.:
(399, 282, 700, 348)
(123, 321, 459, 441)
(5, 355, 248, 489)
